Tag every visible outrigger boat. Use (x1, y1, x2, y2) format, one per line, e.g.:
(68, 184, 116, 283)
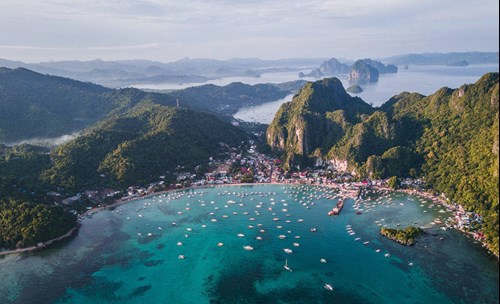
(284, 259, 292, 272)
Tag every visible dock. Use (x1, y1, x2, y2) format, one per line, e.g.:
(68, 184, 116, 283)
(328, 199, 344, 216)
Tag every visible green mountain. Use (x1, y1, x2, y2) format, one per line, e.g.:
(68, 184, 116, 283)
(267, 74, 499, 255)
(0, 99, 247, 249)
(41, 103, 247, 192)
(267, 78, 373, 168)
(0, 67, 298, 143)
(167, 81, 293, 116)
(0, 144, 77, 249)
(0, 67, 181, 143)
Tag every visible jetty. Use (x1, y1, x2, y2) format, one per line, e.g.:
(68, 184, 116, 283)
(328, 199, 344, 216)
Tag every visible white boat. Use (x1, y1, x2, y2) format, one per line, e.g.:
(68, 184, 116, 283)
(284, 259, 292, 272)
(320, 258, 327, 263)
(217, 242, 224, 247)
(324, 283, 334, 291)
(178, 255, 185, 259)
(243, 245, 254, 251)
(283, 248, 293, 254)
(237, 233, 245, 237)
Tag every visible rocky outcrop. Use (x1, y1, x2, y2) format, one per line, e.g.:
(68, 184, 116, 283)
(347, 84, 363, 93)
(266, 77, 373, 170)
(348, 60, 379, 84)
(298, 68, 324, 78)
(363, 59, 398, 73)
(319, 58, 351, 75)
(299, 58, 351, 79)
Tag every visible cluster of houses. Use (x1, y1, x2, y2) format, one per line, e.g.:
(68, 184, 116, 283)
(454, 205, 484, 237)
(49, 139, 486, 244)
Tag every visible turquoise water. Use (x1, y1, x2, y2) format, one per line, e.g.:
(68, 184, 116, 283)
(0, 185, 498, 304)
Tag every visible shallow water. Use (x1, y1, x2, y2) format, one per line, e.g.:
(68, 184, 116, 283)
(0, 185, 498, 304)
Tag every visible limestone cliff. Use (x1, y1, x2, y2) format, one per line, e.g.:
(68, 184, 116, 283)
(267, 73, 500, 256)
(348, 60, 379, 84)
(266, 77, 373, 169)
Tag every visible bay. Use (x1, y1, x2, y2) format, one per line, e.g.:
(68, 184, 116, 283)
(0, 184, 498, 304)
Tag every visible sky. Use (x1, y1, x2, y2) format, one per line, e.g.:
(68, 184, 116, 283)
(0, 0, 498, 62)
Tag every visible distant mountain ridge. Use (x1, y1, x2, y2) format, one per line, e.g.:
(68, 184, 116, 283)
(1, 52, 497, 88)
(382, 51, 499, 66)
(0, 57, 324, 88)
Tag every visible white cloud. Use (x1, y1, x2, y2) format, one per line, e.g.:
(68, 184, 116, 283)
(0, 0, 498, 62)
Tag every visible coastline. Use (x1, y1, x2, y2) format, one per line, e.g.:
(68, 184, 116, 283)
(2, 181, 497, 260)
(0, 181, 344, 256)
(0, 225, 80, 257)
(386, 186, 499, 260)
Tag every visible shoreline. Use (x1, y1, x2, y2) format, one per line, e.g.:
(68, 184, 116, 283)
(2, 182, 498, 260)
(375, 186, 499, 260)
(0, 181, 345, 256)
(0, 225, 80, 257)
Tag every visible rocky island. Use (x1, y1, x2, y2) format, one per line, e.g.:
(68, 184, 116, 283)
(347, 84, 363, 93)
(348, 60, 379, 83)
(380, 226, 425, 246)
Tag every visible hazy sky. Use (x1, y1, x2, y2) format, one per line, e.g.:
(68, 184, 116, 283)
(0, 0, 498, 62)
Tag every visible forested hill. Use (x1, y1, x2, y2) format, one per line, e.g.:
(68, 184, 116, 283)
(41, 103, 248, 192)
(0, 67, 174, 142)
(267, 73, 499, 255)
(0, 93, 248, 249)
(0, 67, 298, 143)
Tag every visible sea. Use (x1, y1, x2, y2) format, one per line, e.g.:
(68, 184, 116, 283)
(1, 184, 498, 304)
(232, 64, 499, 124)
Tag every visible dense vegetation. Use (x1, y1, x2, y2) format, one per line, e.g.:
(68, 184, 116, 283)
(0, 144, 53, 202)
(41, 103, 247, 192)
(0, 145, 78, 250)
(0, 67, 298, 143)
(0, 102, 247, 249)
(0, 199, 77, 249)
(267, 73, 499, 255)
(0, 67, 179, 142)
(380, 226, 424, 246)
(167, 82, 291, 115)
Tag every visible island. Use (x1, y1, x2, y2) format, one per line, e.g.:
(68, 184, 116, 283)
(380, 226, 424, 246)
(347, 84, 363, 93)
(348, 60, 379, 83)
